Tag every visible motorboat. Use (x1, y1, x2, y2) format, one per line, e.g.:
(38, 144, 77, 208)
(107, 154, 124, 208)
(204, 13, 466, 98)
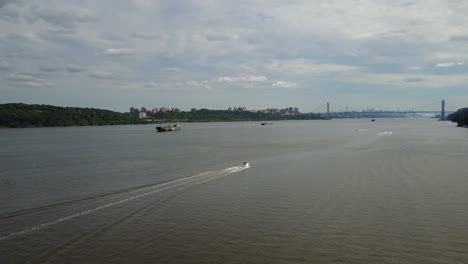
(261, 121, 272, 125)
(243, 162, 250, 168)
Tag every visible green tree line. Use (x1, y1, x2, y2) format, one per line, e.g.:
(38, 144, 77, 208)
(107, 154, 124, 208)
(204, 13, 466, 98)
(447, 108, 468, 127)
(152, 109, 326, 122)
(0, 103, 148, 128)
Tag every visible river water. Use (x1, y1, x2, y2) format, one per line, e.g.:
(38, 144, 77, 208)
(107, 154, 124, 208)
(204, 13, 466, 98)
(1, 119, 467, 263)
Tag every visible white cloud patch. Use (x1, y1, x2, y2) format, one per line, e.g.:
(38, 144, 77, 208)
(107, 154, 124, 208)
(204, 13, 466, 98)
(272, 81, 298, 88)
(266, 59, 358, 74)
(435, 62, 465, 68)
(96, 48, 135, 56)
(214, 75, 267, 83)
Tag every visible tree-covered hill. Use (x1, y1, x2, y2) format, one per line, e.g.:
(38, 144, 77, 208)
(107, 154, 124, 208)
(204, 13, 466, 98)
(0, 103, 148, 128)
(152, 108, 326, 122)
(447, 107, 468, 127)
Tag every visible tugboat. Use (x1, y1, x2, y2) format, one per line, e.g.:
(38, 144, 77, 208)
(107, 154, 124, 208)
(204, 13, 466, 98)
(156, 124, 181, 132)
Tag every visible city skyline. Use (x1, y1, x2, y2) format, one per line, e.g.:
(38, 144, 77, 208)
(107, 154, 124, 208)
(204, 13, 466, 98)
(1, 1, 468, 112)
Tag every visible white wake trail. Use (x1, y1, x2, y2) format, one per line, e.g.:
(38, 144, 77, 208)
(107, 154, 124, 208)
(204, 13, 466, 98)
(0, 166, 247, 242)
(377, 131, 393, 136)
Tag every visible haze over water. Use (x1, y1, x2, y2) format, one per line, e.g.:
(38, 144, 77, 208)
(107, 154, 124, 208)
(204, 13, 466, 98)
(1, 119, 467, 263)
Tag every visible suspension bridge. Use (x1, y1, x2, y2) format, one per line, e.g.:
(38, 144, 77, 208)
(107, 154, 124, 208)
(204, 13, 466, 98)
(311, 100, 458, 119)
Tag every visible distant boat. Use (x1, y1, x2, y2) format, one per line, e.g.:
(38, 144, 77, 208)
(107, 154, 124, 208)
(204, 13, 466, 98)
(243, 162, 250, 168)
(261, 121, 273, 125)
(156, 124, 181, 132)
(371, 119, 375, 122)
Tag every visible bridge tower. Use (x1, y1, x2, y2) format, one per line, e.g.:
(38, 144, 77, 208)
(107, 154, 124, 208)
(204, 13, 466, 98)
(441, 100, 445, 120)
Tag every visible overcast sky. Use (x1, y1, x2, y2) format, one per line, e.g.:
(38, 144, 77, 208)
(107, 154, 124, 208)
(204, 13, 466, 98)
(1, 0, 467, 112)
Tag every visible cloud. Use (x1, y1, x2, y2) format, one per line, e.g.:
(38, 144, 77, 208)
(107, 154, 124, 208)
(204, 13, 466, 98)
(0, 60, 13, 70)
(0, 0, 21, 8)
(161, 67, 181, 74)
(39, 65, 61, 72)
(66, 64, 84, 73)
(403, 77, 424, 83)
(7, 72, 54, 87)
(266, 59, 358, 74)
(204, 32, 239, 42)
(24, 6, 93, 28)
(272, 81, 298, 88)
(88, 71, 115, 79)
(138, 80, 212, 91)
(0, 4, 20, 22)
(96, 48, 135, 56)
(435, 62, 464, 68)
(450, 35, 468, 42)
(214, 75, 267, 83)
(130, 33, 163, 40)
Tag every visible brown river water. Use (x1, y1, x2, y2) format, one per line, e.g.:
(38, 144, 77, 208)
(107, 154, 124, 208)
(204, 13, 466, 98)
(1, 119, 467, 263)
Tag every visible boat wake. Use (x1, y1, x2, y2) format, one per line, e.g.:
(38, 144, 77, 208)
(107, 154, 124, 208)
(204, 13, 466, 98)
(377, 131, 393, 136)
(0, 165, 247, 242)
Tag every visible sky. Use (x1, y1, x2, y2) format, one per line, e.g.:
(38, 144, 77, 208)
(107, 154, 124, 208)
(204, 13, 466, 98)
(1, 0, 467, 112)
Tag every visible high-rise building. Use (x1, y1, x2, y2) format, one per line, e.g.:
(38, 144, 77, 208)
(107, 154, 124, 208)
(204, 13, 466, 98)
(141, 107, 147, 113)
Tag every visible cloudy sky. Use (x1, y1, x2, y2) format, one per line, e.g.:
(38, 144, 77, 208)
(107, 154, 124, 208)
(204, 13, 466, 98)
(1, 0, 467, 112)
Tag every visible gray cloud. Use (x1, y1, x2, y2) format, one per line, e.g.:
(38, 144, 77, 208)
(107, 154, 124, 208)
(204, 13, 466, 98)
(205, 33, 238, 42)
(89, 71, 115, 79)
(0, 5, 20, 22)
(450, 35, 468, 42)
(130, 33, 163, 40)
(66, 64, 84, 73)
(403, 77, 425, 83)
(39, 65, 61, 72)
(0, 60, 13, 70)
(0, 0, 21, 8)
(24, 6, 94, 28)
(8, 72, 54, 86)
(2, 0, 468, 111)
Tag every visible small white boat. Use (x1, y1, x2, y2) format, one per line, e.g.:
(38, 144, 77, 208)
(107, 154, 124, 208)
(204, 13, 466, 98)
(243, 162, 250, 168)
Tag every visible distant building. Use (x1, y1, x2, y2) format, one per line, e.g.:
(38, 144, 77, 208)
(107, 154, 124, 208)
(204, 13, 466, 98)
(139, 112, 147, 118)
(191, 108, 197, 112)
(141, 107, 147, 113)
(152, 108, 159, 114)
(228, 107, 232, 111)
